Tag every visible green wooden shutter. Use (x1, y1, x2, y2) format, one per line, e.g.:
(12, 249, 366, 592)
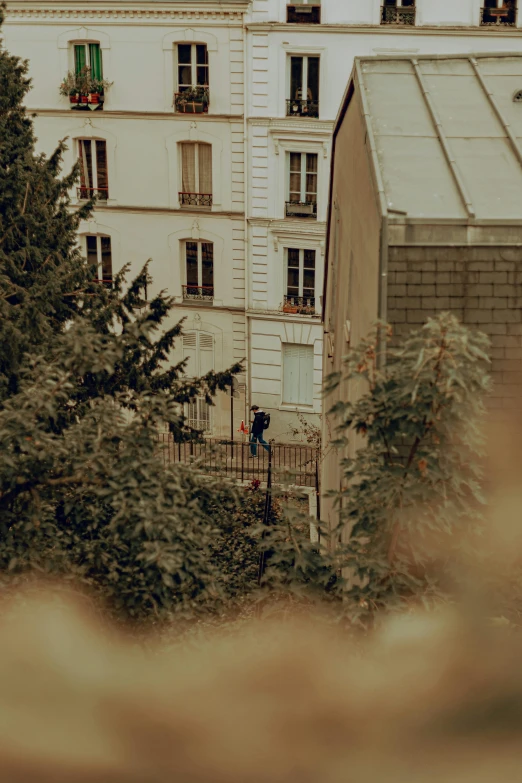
(74, 45, 86, 75)
(89, 43, 103, 80)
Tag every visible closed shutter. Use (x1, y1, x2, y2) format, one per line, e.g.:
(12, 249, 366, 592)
(199, 332, 214, 376)
(182, 332, 197, 377)
(283, 343, 313, 405)
(182, 331, 214, 377)
(89, 43, 103, 80)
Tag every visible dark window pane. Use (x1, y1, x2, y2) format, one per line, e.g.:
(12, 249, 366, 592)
(196, 65, 209, 86)
(178, 44, 192, 64)
(178, 65, 192, 87)
(100, 236, 112, 282)
(287, 268, 299, 290)
(201, 242, 214, 289)
(303, 268, 315, 291)
(86, 235, 98, 271)
(186, 242, 198, 286)
(287, 248, 300, 266)
(290, 56, 303, 99)
(196, 45, 208, 65)
(304, 249, 316, 268)
(96, 141, 108, 197)
(307, 57, 320, 102)
(306, 153, 318, 173)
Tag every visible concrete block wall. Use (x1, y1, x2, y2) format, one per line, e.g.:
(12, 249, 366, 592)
(387, 246, 522, 415)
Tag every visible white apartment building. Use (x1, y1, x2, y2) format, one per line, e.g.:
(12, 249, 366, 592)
(2, 0, 249, 438)
(245, 0, 522, 440)
(3, 0, 522, 443)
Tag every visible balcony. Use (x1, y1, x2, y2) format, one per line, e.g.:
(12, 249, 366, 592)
(285, 200, 317, 219)
(179, 192, 213, 208)
(282, 295, 316, 315)
(287, 4, 321, 23)
(174, 86, 209, 114)
(480, 4, 517, 25)
(182, 285, 214, 302)
(60, 67, 111, 111)
(381, 5, 416, 25)
(286, 98, 319, 118)
(77, 186, 109, 201)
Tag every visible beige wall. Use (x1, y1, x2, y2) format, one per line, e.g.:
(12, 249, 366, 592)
(321, 84, 382, 534)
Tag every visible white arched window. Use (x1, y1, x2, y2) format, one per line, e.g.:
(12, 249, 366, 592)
(183, 241, 214, 301)
(85, 234, 112, 285)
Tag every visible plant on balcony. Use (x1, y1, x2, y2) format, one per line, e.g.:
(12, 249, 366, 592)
(174, 85, 209, 113)
(281, 300, 299, 314)
(59, 67, 112, 107)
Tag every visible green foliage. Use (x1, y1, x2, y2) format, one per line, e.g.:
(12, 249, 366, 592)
(0, 12, 244, 626)
(324, 313, 491, 624)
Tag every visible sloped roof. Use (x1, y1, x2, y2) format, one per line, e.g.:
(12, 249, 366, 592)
(354, 54, 522, 222)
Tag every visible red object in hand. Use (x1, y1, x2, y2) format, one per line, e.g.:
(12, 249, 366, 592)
(238, 420, 249, 434)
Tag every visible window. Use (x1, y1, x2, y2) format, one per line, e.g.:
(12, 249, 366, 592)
(287, 0, 321, 24)
(282, 343, 314, 406)
(183, 241, 214, 301)
(77, 139, 108, 200)
(182, 331, 214, 377)
(284, 249, 316, 313)
(74, 42, 103, 79)
(481, 0, 517, 25)
(186, 397, 212, 433)
(287, 55, 320, 117)
(286, 152, 318, 218)
(175, 44, 209, 113)
(381, 0, 416, 25)
(86, 235, 112, 285)
(179, 143, 213, 207)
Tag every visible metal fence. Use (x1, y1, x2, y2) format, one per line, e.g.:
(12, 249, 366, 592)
(158, 435, 319, 488)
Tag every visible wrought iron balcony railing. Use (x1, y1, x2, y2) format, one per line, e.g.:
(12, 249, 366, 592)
(480, 5, 517, 25)
(285, 200, 317, 218)
(174, 86, 210, 114)
(179, 192, 213, 208)
(287, 4, 321, 23)
(381, 5, 416, 25)
(77, 186, 109, 201)
(282, 295, 316, 314)
(182, 284, 214, 302)
(286, 98, 319, 118)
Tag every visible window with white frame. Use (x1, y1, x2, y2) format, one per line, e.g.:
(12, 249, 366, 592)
(282, 343, 314, 406)
(73, 42, 103, 79)
(182, 330, 214, 433)
(177, 43, 209, 88)
(183, 241, 214, 301)
(285, 248, 316, 313)
(77, 139, 109, 200)
(287, 0, 321, 24)
(287, 55, 320, 117)
(286, 152, 318, 218)
(85, 235, 112, 285)
(179, 143, 213, 207)
(182, 330, 214, 376)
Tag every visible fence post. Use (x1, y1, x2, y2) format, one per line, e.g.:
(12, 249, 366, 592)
(314, 453, 321, 546)
(257, 440, 273, 585)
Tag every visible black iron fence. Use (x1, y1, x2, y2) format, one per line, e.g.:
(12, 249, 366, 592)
(381, 5, 416, 25)
(158, 435, 319, 488)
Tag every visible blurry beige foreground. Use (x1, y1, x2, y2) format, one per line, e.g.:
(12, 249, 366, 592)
(1, 420, 522, 783)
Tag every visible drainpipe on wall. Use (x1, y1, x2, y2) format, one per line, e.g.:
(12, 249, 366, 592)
(243, 18, 251, 426)
(378, 212, 389, 368)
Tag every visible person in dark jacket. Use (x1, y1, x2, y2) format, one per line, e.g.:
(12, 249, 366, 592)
(249, 405, 270, 457)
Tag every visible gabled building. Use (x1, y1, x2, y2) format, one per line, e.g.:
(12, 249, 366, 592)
(321, 53, 522, 528)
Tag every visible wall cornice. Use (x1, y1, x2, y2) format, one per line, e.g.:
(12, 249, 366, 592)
(246, 22, 522, 37)
(4, 2, 247, 23)
(31, 109, 243, 122)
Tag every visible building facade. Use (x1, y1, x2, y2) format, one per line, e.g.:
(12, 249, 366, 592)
(244, 0, 522, 440)
(3, 0, 522, 442)
(3, 0, 249, 438)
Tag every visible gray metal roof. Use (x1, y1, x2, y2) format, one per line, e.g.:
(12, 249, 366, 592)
(356, 54, 522, 221)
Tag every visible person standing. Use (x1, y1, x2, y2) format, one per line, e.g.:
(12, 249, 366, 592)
(249, 405, 270, 457)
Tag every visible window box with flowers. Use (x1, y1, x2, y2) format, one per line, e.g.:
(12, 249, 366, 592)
(174, 85, 210, 114)
(60, 67, 113, 111)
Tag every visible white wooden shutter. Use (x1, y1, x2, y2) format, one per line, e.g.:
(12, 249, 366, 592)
(198, 332, 214, 375)
(182, 332, 197, 377)
(283, 343, 313, 405)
